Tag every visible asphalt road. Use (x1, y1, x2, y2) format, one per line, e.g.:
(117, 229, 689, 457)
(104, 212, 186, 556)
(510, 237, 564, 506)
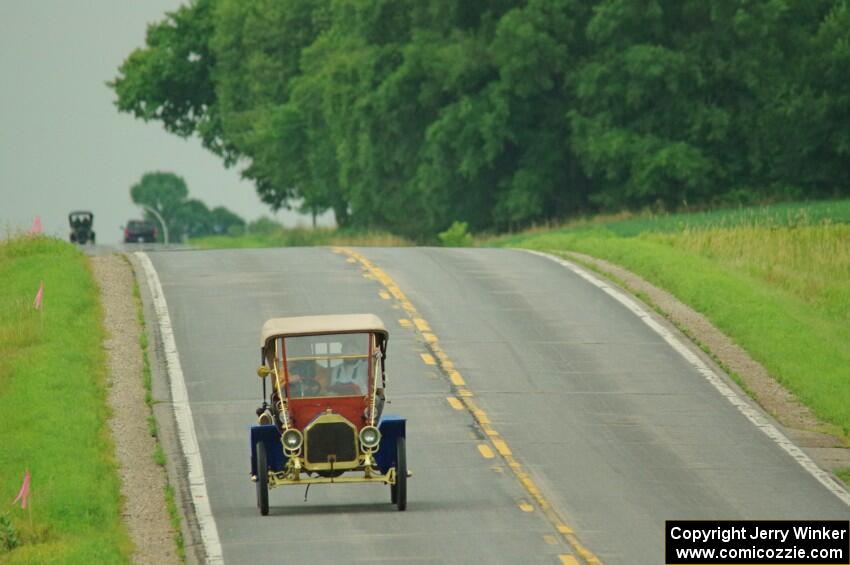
(79, 242, 193, 256)
(145, 247, 849, 565)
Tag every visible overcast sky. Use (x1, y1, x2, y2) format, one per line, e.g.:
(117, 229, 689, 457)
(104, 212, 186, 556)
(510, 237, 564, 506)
(1, 1, 328, 244)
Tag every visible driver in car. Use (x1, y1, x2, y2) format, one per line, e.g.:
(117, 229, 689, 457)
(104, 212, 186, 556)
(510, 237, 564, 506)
(288, 360, 328, 397)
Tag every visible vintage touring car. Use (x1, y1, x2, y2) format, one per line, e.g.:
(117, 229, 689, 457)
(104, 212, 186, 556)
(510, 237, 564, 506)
(250, 314, 409, 515)
(68, 211, 95, 244)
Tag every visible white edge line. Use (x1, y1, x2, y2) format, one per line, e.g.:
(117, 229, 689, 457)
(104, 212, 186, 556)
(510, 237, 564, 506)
(136, 252, 225, 563)
(525, 249, 850, 507)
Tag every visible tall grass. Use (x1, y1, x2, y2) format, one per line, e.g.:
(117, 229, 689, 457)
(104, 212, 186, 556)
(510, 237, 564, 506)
(489, 198, 850, 244)
(0, 236, 130, 563)
(652, 224, 850, 324)
(498, 200, 850, 438)
(192, 227, 410, 249)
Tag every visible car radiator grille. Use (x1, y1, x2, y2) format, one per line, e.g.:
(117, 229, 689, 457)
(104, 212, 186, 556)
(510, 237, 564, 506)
(306, 421, 357, 464)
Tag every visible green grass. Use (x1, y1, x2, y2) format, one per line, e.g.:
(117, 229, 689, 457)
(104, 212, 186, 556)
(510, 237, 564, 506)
(492, 198, 850, 242)
(493, 199, 850, 440)
(164, 486, 184, 560)
(153, 445, 166, 468)
(0, 236, 130, 563)
(192, 227, 410, 249)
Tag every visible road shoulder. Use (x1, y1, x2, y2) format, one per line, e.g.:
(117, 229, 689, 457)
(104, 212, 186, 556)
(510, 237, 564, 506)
(560, 250, 850, 477)
(92, 254, 178, 564)
(126, 252, 209, 564)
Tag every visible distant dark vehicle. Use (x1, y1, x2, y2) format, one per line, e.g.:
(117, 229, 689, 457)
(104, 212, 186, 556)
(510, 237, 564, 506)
(69, 211, 95, 244)
(124, 220, 157, 243)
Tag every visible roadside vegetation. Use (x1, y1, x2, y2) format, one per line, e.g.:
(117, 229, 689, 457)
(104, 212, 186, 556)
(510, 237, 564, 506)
(192, 225, 410, 249)
(492, 200, 850, 444)
(112, 2, 850, 240)
(0, 236, 130, 563)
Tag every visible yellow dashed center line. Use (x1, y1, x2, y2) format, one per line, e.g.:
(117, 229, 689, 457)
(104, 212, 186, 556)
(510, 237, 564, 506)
(491, 438, 513, 457)
(420, 353, 436, 366)
(334, 247, 602, 565)
(447, 369, 466, 387)
(399, 319, 412, 328)
(446, 397, 464, 411)
(519, 502, 535, 513)
(477, 443, 495, 459)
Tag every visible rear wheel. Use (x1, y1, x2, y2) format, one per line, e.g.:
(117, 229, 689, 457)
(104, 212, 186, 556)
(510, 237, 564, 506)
(391, 436, 407, 511)
(256, 441, 269, 516)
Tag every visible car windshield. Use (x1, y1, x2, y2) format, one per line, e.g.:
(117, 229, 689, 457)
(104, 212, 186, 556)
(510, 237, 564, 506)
(282, 333, 371, 398)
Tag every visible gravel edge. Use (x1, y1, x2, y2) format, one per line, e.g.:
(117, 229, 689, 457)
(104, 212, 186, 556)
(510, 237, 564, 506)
(92, 254, 179, 565)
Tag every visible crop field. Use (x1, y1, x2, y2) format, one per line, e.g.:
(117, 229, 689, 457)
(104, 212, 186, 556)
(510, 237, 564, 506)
(496, 198, 850, 239)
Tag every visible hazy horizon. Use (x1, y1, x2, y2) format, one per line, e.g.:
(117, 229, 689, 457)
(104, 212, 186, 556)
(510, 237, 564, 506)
(0, 1, 330, 244)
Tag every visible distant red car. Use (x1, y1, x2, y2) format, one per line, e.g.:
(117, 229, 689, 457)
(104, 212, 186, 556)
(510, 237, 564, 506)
(123, 220, 157, 243)
(251, 314, 409, 515)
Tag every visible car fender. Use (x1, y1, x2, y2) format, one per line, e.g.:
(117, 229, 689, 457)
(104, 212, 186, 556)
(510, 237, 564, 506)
(250, 424, 287, 475)
(374, 415, 406, 474)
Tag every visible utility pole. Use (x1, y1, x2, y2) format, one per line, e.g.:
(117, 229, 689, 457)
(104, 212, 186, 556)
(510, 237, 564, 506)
(141, 205, 169, 244)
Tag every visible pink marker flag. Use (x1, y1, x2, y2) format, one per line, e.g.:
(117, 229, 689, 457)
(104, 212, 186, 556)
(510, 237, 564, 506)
(30, 216, 42, 234)
(12, 470, 30, 509)
(34, 281, 44, 310)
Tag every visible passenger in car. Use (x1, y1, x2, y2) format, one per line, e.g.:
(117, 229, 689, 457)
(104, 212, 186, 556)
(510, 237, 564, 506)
(330, 357, 368, 395)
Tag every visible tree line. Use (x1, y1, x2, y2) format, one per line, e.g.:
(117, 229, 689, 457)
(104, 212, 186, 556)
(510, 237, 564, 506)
(131, 171, 245, 240)
(111, 0, 850, 239)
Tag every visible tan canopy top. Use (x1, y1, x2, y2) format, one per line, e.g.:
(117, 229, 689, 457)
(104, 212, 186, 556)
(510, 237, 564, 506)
(260, 313, 388, 347)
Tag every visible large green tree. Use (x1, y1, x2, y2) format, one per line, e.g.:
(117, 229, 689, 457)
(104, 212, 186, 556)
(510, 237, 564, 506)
(111, 0, 235, 161)
(113, 0, 850, 239)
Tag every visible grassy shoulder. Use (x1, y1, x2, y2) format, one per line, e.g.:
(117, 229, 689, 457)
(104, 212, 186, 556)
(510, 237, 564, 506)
(192, 227, 410, 249)
(0, 237, 130, 562)
(492, 200, 850, 442)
